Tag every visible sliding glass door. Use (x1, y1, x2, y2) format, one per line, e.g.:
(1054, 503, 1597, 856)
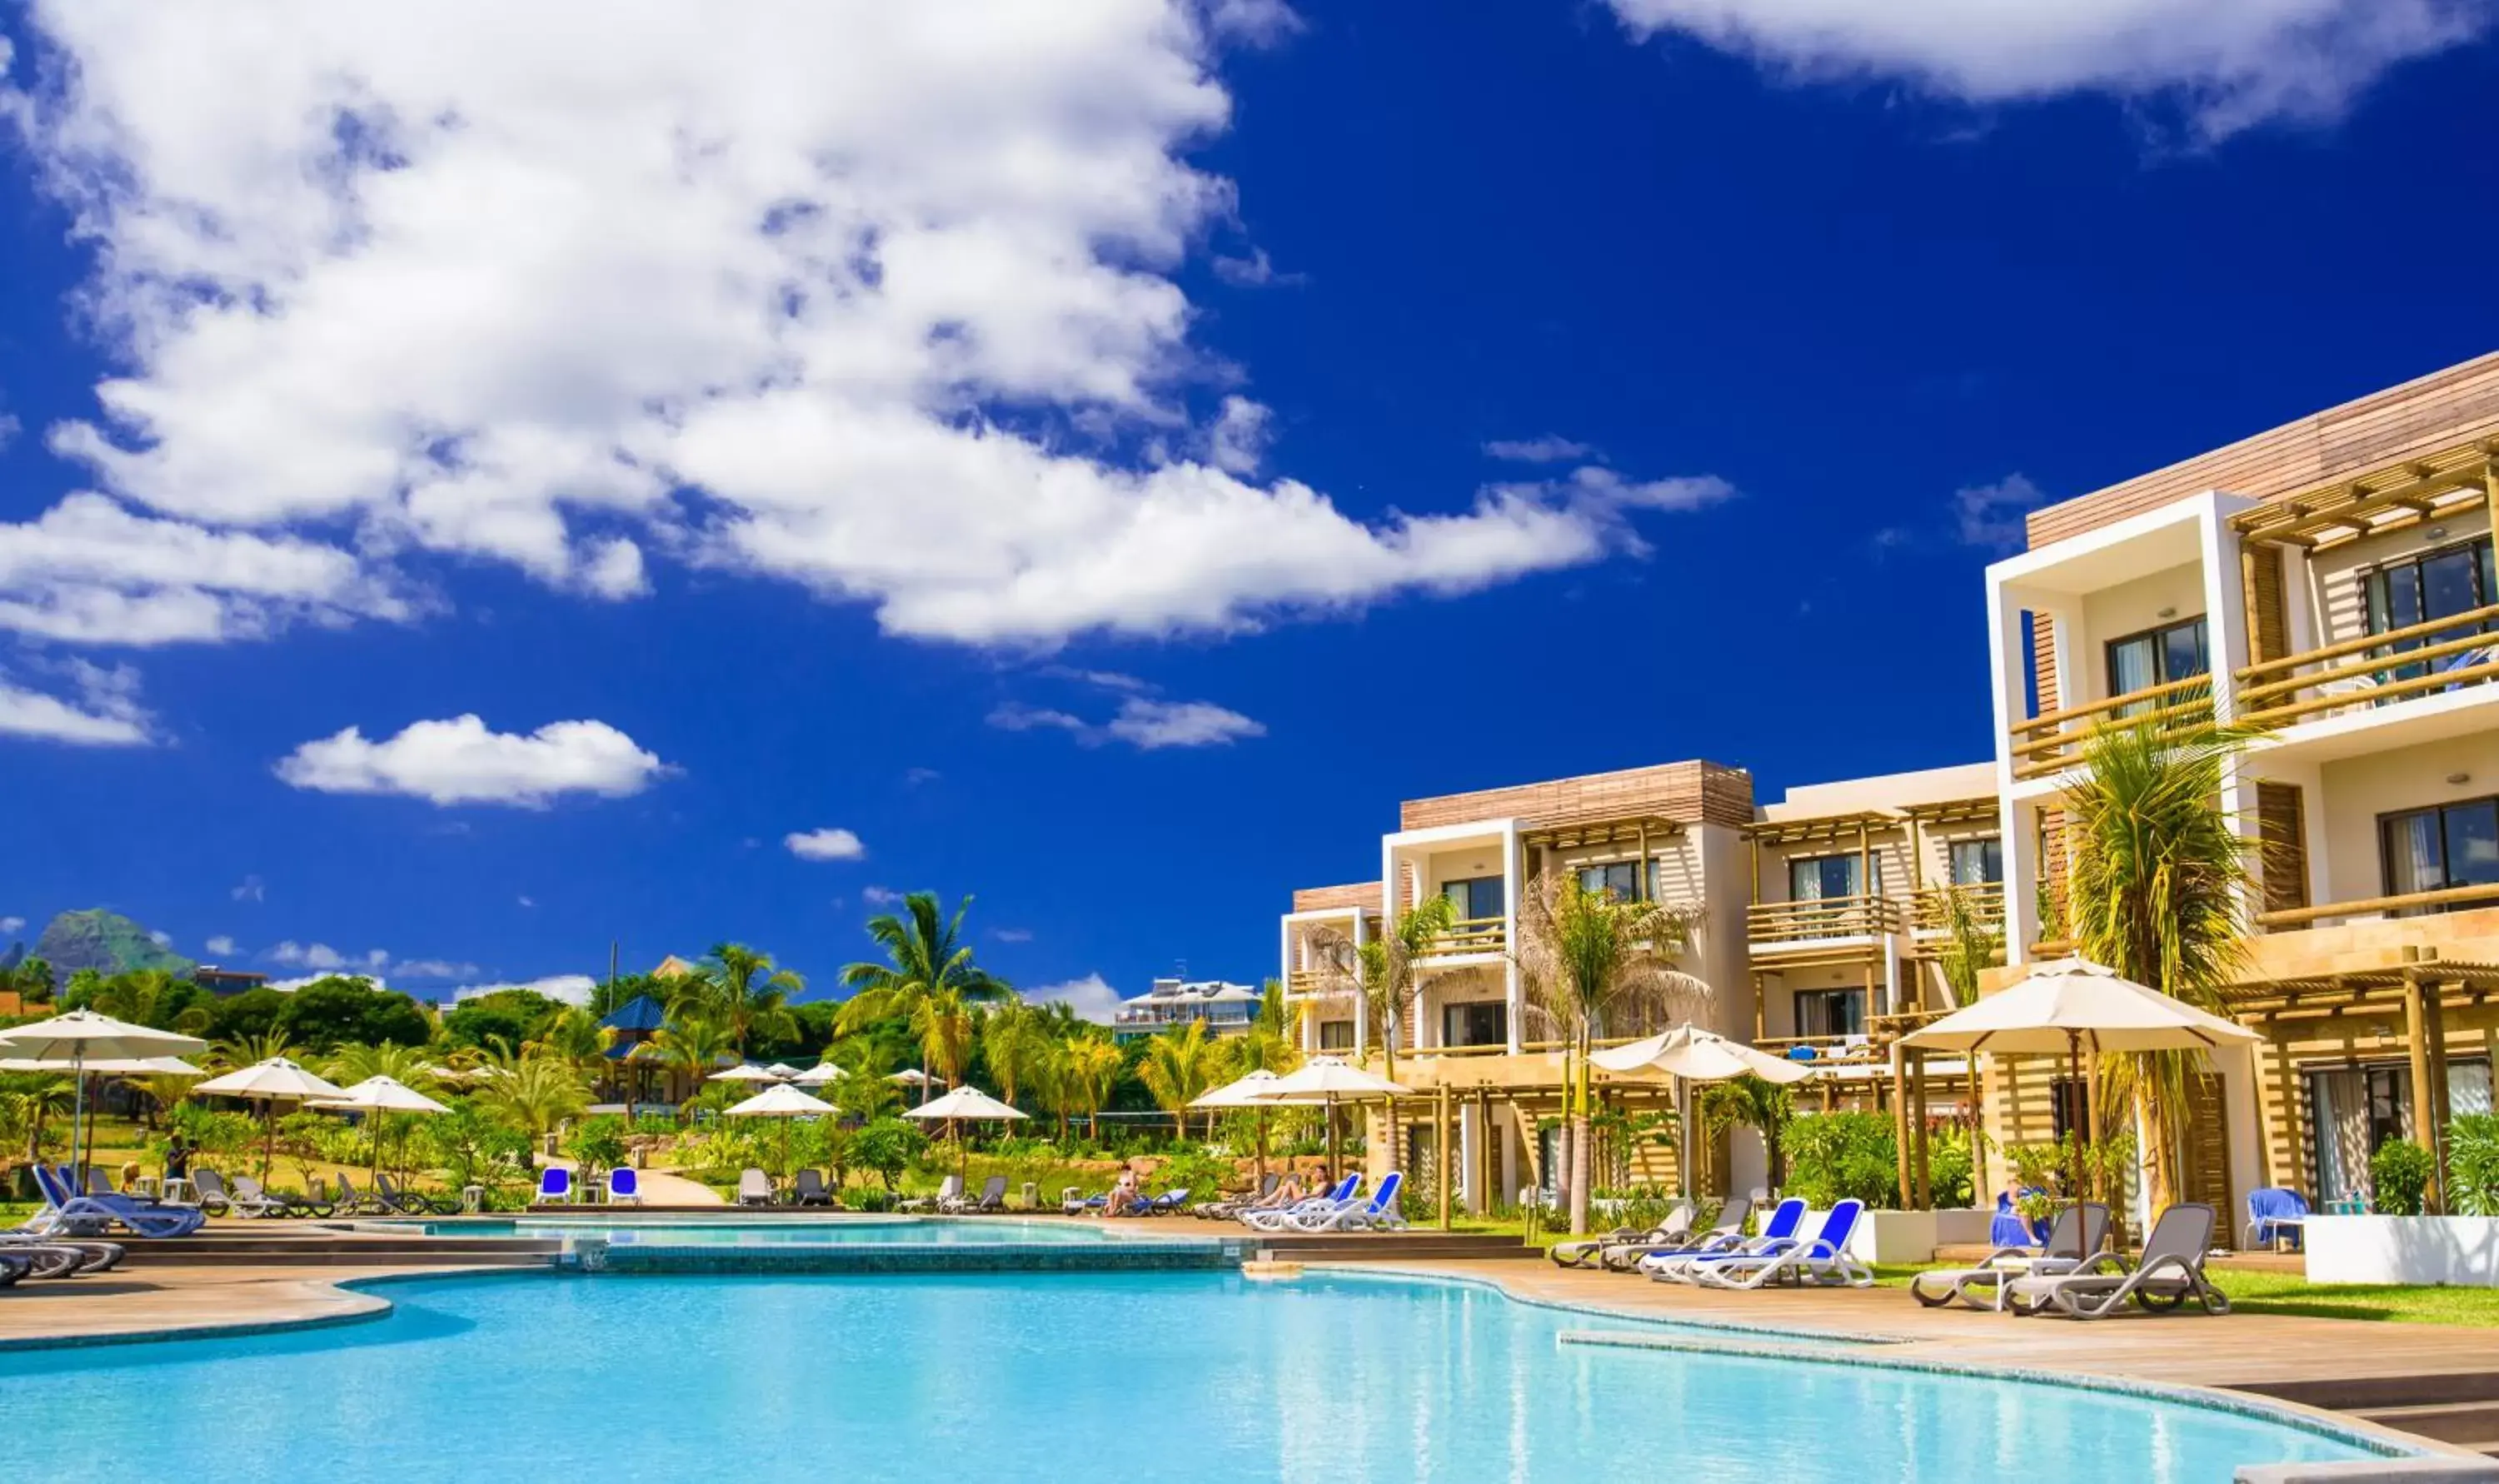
(2380, 796, 2499, 912)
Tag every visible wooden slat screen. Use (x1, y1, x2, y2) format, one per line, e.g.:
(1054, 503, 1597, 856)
(1399, 759, 1754, 833)
(2181, 1072, 2235, 1245)
(2026, 351, 2499, 549)
(2256, 783, 2310, 918)
(1290, 882, 1381, 914)
(2242, 545, 2288, 666)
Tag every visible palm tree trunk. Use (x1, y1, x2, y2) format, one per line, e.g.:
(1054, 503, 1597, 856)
(1567, 1035, 1594, 1236)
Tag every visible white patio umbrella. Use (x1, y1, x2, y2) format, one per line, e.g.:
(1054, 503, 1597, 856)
(194, 1057, 348, 1181)
(0, 1009, 207, 1183)
(889, 1067, 940, 1104)
(1244, 1057, 1410, 1184)
(762, 1063, 804, 1080)
(904, 1084, 1028, 1178)
(792, 1061, 847, 1087)
(311, 1074, 451, 1185)
(1902, 956, 2261, 1211)
(1194, 1068, 1287, 1183)
(724, 1082, 839, 1189)
(1593, 1024, 1811, 1199)
(708, 1063, 784, 1084)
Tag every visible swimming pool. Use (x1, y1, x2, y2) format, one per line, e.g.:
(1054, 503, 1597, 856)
(376, 1215, 1160, 1246)
(0, 1270, 2380, 1481)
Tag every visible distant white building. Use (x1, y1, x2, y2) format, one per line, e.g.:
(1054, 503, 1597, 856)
(1111, 978, 1262, 1042)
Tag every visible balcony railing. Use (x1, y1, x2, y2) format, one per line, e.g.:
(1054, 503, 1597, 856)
(2234, 601, 2499, 729)
(2009, 675, 2217, 781)
(1419, 916, 1506, 958)
(2255, 880, 2499, 932)
(1746, 894, 1907, 946)
(1284, 969, 1344, 998)
(1911, 882, 2005, 935)
(1753, 1033, 1882, 1067)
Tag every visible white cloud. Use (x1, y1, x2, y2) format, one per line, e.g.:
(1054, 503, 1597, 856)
(516, 895, 536, 909)
(267, 974, 373, 993)
(270, 940, 349, 970)
(0, 660, 153, 745)
(231, 874, 266, 903)
(785, 826, 867, 862)
(0, 917, 25, 935)
(903, 766, 941, 786)
(147, 929, 172, 949)
(861, 885, 905, 908)
(0, 3, 1728, 657)
(393, 958, 480, 980)
(1484, 436, 1596, 463)
(1210, 246, 1305, 288)
(991, 927, 1035, 944)
(1601, 1, 2488, 136)
(1206, 396, 1274, 476)
(0, 413, 19, 450)
(204, 934, 236, 955)
(1953, 472, 2049, 552)
(1105, 697, 1264, 749)
(275, 714, 668, 808)
(448, 974, 597, 1005)
(1029, 972, 1123, 1023)
(0, 493, 403, 646)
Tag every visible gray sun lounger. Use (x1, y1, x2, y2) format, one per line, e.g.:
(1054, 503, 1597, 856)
(1605, 1198, 1750, 1272)
(2005, 1203, 2230, 1319)
(791, 1169, 834, 1207)
(1552, 1198, 1695, 1270)
(194, 1169, 282, 1218)
(898, 1175, 961, 1214)
(1910, 1203, 2110, 1311)
(735, 1168, 776, 1207)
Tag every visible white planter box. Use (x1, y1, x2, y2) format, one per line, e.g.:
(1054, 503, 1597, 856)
(1793, 1208, 1993, 1264)
(2305, 1214, 2499, 1287)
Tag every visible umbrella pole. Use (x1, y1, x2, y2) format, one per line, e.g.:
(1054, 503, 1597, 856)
(70, 1048, 87, 1189)
(2064, 1029, 2084, 1247)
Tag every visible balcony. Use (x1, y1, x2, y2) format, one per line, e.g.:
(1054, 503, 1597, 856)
(1418, 915, 1506, 959)
(2009, 675, 2216, 781)
(2234, 602, 2499, 730)
(1284, 969, 1343, 998)
(2255, 881, 2499, 934)
(1746, 894, 1907, 951)
(1911, 882, 2005, 936)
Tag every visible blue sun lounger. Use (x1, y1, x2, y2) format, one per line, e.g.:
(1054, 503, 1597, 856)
(33, 1165, 205, 1239)
(1292, 1171, 1403, 1233)
(1641, 1197, 1804, 1282)
(1690, 1199, 1873, 1289)
(1243, 1173, 1360, 1232)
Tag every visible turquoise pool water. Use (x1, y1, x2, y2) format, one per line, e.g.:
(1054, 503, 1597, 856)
(0, 1271, 2376, 1481)
(381, 1216, 1153, 1246)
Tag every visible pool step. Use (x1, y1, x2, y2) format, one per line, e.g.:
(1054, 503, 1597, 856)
(111, 1235, 562, 1268)
(1255, 1233, 1538, 1263)
(2235, 1373, 2499, 1460)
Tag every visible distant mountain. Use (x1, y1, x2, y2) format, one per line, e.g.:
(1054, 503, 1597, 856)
(31, 909, 196, 984)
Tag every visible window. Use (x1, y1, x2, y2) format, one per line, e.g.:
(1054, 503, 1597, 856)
(2362, 536, 2497, 683)
(2380, 797, 2499, 911)
(1947, 838, 2003, 886)
(2106, 615, 2208, 704)
(1318, 1019, 1354, 1052)
(1576, 861, 1641, 900)
(1442, 1000, 1507, 1048)
(1788, 853, 1877, 901)
(1440, 875, 1504, 921)
(1793, 988, 1863, 1039)
(2048, 1077, 2087, 1143)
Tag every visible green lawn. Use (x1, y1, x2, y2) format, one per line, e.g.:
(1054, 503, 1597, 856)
(1872, 1261, 2499, 1327)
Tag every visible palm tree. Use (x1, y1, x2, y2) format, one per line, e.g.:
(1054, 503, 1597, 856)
(1059, 1036, 1123, 1141)
(908, 989, 977, 1089)
(1698, 1074, 1794, 1190)
(2064, 718, 2253, 1210)
(476, 1053, 591, 1153)
(838, 894, 1015, 1048)
(92, 969, 211, 1034)
(326, 1041, 444, 1093)
(529, 1005, 613, 1086)
(1136, 1020, 1220, 1140)
(211, 1028, 302, 1071)
(673, 944, 802, 1055)
(0, 1075, 74, 1162)
(650, 1015, 738, 1117)
(980, 1004, 1053, 1109)
(1510, 872, 1710, 1235)
(1305, 894, 1458, 1088)
(1935, 883, 2003, 1008)
(1225, 982, 1300, 1079)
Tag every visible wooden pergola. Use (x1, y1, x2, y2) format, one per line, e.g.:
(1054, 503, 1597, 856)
(2229, 441, 2497, 553)
(2223, 954, 2499, 1213)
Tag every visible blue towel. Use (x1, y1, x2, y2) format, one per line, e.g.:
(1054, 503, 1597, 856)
(2247, 1187, 2308, 1247)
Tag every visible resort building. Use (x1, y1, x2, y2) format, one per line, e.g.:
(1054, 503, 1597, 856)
(192, 966, 270, 997)
(1111, 978, 1263, 1042)
(1984, 348, 2499, 1220)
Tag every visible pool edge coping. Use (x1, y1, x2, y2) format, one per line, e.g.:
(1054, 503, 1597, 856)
(1301, 1261, 2452, 1465)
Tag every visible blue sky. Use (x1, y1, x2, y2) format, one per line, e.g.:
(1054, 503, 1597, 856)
(2, 2, 2494, 1017)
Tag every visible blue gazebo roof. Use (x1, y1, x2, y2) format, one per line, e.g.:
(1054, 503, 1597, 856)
(600, 993, 667, 1034)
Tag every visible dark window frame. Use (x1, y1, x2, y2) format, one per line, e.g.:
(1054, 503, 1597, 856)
(2357, 534, 2498, 680)
(2103, 614, 2210, 698)
(1946, 837, 2003, 886)
(1439, 874, 1505, 921)
(1440, 999, 1508, 1048)
(1792, 987, 1864, 1039)
(1788, 852, 1879, 901)
(2377, 792, 2499, 912)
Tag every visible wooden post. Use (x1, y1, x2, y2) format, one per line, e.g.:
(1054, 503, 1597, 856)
(1637, 820, 1651, 901)
(1477, 1088, 1495, 1214)
(1911, 1048, 1933, 1210)
(2430, 981, 2456, 1198)
(2403, 972, 2442, 1213)
(1436, 1081, 1453, 1230)
(1891, 1043, 1913, 1209)
(1752, 970, 1766, 1043)
(1857, 818, 1873, 908)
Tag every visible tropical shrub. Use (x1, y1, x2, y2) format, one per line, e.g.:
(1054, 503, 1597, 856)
(1148, 1150, 1235, 1202)
(2449, 1113, 2499, 1218)
(1927, 1126, 1975, 1209)
(165, 1103, 259, 1163)
(1783, 1112, 1898, 1210)
(841, 1187, 895, 1213)
(849, 1117, 929, 1191)
(419, 1100, 532, 1192)
(564, 1115, 628, 1178)
(2371, 1138, 2433, 1216)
